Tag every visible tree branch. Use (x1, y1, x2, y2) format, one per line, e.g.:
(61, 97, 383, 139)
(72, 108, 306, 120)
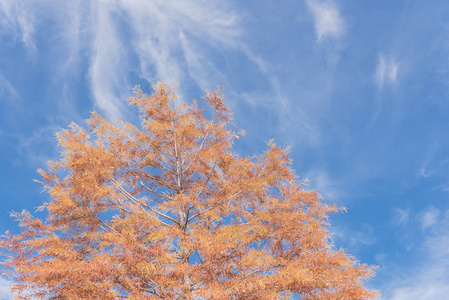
(96, 217, 123, 237)
(109, 178, 176, 226)
(135, 176, 174, 201)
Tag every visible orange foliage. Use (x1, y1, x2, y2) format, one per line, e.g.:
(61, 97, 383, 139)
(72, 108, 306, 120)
(1, 83, 379, 299)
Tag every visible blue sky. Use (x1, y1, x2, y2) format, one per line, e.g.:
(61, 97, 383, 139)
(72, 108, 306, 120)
(1, 1, 449, 298)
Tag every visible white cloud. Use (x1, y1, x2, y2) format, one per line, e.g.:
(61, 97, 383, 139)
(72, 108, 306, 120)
(87, 0, 242, 119)
(376, 54, 399, 89)
(306, 170, 344, 202)
(0, 277, 11, 299)
(57, 1, 88, 77)
(433, 182, 449, 192)
(0, 0, 35, 50)
(2, 1, 91, 122)
(420, 206, 440, 230)
(89, 0, 128, 120)
(382, 209, 449, 300)
(16, 124, 63, 166)
(331, 223, 376, 253)
(122, 0, 240, 81)
(389, 283, 449, 300)
(0, 1, 243, 120)
(418, 144, 449, 191)
(393, 208, 410, 225)
(305, 0, 345, 41)
(420, 154, 435, 178)
(0, 73, 19, 103)
(178, 30, 225, 92)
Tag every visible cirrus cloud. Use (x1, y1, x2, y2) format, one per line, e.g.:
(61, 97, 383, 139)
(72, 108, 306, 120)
(305, 0, 345, 41)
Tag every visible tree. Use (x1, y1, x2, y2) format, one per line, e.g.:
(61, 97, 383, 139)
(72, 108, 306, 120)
(1, 83, 379, 299)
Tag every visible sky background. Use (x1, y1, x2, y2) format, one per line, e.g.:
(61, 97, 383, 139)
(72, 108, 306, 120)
(1, 1, 449, 299)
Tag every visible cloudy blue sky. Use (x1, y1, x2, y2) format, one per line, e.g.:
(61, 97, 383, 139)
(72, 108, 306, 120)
(1, 0, 449, 298)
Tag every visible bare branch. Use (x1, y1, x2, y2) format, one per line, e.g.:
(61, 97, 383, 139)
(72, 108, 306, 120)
(135, 176, 174, 201)
(109, 178, 176, 226)
(97, 217, 123, 237)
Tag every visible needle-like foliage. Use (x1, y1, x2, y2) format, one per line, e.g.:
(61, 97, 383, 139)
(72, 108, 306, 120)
(1, 83, 379, 299)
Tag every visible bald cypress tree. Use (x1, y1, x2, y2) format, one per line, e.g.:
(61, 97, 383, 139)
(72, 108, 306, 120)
(1, 83, 378, 299)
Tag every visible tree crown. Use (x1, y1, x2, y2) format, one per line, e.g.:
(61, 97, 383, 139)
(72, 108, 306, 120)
(1, 83, 379, 299)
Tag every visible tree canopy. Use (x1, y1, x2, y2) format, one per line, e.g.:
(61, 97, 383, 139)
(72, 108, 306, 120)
(1, 83, 378, 299)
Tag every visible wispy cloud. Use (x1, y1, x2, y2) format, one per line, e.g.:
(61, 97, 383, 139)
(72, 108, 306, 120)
(383, 208, 449, 300)
(433, 182, 449, 192)
(388, 282, 449, 300)
(418, 143, 449, 191)
(2, 1, 91, 122)
(305, 170, 345, 202)
(0, 0, 35, 50)
(304, 0, 345, 41)
(375, 54, 399, 89)
(420, 147, 437, 178)
(332, 223, 376, 253)
(420, 206, 440, 230)
(16, 124, 63, 167)
(120, 0, 239, 80)
(0, 1, 243, 120)
(0, 73, 19, 104)
(0, 277, 11, 299)
(89, 0, 242, 119)
(393, 208, 410, 225)
(89, 1, 128, 120)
